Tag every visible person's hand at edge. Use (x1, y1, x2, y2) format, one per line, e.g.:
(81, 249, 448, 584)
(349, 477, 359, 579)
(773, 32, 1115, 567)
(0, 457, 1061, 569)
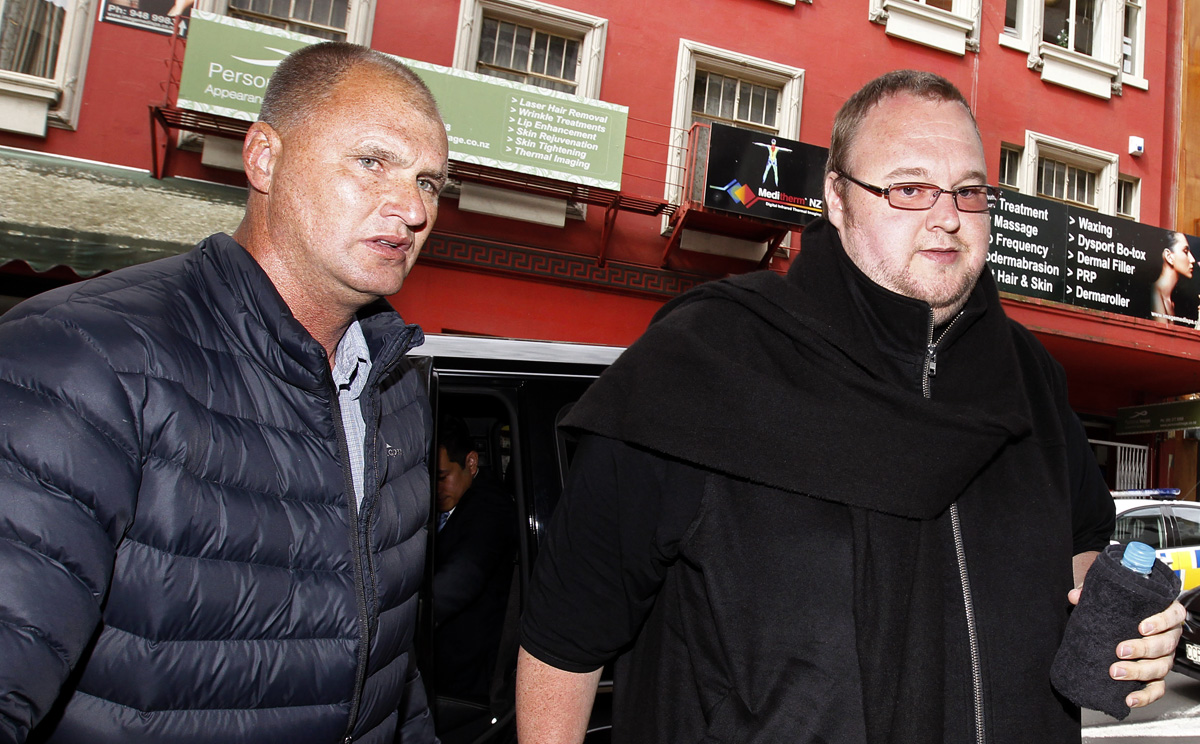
(1067, 587, 1186, 708)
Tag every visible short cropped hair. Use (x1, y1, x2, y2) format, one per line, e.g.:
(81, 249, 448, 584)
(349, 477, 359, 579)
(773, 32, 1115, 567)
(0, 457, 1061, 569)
(438, 416, 475, 468)
(826, 70, 977, 202)
(258, 42, 440, 135)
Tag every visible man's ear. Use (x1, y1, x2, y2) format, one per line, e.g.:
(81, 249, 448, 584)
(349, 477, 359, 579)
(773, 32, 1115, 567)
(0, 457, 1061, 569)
(466, 451, 479, 477)
(243, 121, 280, 195)
(824, 171, 846, 230)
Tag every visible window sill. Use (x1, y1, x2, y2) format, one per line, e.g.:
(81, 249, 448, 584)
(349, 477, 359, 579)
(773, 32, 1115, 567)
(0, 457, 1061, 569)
(1038, 43, 1119, 99)
(879, 0, 975, 56)
(1122, 75, 1148, 92)
(0, 74, 60, 137)
(998, 31, 1030, 54)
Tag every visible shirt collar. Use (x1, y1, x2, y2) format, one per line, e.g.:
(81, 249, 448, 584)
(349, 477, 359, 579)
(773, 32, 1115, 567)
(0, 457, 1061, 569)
(331, 319, 372, 400)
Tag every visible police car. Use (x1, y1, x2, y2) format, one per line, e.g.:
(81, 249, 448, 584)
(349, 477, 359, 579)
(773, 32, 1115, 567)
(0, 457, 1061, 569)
(1110, 489, 1200, 592)
(1178, 586, 1200, 681)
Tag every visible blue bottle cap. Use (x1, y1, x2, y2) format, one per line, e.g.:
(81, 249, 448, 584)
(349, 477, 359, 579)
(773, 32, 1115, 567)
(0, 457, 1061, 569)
(1120, 541, 1156, 575)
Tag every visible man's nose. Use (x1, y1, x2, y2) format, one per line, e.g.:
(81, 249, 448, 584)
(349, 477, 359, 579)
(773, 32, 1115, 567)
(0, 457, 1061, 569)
(383, 180, 431, 228)
(925, 189, 962, 231)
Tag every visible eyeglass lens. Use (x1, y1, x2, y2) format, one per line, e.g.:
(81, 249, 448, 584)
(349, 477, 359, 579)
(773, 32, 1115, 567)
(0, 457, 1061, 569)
(889, 184, 993, 212)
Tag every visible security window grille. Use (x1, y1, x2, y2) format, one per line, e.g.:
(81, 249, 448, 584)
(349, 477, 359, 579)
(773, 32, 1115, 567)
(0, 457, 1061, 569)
(228, 0, 349, 40)
(0, 0, 64, 79)
(1122, 0, 1141, 75)
(691, 71, 780, 133)
(1043, 0, 1097, 56)
(476, 17, 580, 94)
(1117, 178, 1136, 218)
(998, 147, 1021, 188)
(1038, 156, 1097, 207)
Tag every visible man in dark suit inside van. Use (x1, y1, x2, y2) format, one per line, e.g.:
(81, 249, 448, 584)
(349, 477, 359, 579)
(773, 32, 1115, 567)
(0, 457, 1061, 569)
(433, 416, 518, 703)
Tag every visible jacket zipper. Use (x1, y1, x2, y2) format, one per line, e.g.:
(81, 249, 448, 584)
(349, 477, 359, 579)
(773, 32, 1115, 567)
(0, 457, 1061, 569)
(922, 311, 986, 744)
(332, 329, 415, 744)
(329, 380, 370, 744)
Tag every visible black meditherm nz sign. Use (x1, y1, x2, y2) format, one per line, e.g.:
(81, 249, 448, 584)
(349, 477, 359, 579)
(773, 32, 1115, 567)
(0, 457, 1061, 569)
(703, 123, 826, 227)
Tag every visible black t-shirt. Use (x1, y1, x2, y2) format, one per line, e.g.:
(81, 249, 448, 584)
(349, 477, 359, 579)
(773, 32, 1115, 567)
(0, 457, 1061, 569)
(521, 436, 705, 672)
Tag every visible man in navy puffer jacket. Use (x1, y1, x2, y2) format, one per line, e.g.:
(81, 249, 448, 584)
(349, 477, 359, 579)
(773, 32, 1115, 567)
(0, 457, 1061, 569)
(0, 42, 447, 743)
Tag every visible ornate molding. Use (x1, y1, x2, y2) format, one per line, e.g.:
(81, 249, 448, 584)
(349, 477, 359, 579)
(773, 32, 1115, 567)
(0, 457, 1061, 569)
(424, 233, 706, 298)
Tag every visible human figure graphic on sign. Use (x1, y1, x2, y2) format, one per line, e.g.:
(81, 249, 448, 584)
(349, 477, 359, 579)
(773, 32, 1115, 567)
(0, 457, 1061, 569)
(1151, 231, 1195, 321)
(755, 137, 792, 187)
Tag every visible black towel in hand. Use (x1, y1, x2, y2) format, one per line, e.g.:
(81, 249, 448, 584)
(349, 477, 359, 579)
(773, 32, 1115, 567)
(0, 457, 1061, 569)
(1050, 543, 1180, 719)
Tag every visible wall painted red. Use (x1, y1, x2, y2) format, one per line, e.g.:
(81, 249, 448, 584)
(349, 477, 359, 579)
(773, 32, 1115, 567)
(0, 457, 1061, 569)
(4, 0, 1185, 388)
(391, 261, 663, 346)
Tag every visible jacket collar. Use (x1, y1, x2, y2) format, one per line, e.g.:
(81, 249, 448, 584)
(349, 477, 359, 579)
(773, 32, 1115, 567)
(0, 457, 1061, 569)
(195, 233, 422, 393)
(786, 218, 989, 386)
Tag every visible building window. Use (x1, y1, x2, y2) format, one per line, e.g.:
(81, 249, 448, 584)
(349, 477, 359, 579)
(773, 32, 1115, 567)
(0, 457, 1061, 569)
(1116, 176, 1139, 219)
(1038, 156, 1098, 207)
(666, 39, 804, 208)
(1043, 0, 1097, 55)
(998, 146, 1022, 188)
(453, 0, 607, 99)
(1000, 0, 1038, 52)
(1002, 0, 1127, 99)
(1121, 0, 1147, 88)
(199, 0, 373, 43)
(475, 17, 580, 93)
(868, 0, 982, 56)
(1016, 131, 1119, 214)
(0, 0, 95, 136)
(0, 0, 63, 78)
(226, 0, 348, 39)
(1004, 0, 1020, 31)
(691, 71, 780, 133)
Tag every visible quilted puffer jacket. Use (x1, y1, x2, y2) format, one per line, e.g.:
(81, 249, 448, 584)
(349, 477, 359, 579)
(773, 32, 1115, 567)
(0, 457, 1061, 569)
(0, 233, 435, 743)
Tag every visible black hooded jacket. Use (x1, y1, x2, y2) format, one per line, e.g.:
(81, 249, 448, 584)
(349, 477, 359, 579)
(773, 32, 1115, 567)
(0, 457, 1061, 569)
(521, 219, 1114, 743)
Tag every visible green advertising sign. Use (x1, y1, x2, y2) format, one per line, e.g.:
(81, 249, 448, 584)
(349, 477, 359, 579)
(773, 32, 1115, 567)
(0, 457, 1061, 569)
(177, 14, 628, 189)
(177, 11, 323, 121)
(406, 59, 627, 190)
(1116, 399, 1200, 435)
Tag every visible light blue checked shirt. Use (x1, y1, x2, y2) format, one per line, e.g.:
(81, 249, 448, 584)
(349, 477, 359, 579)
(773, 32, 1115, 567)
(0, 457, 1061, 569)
(332, 320, 371, 508)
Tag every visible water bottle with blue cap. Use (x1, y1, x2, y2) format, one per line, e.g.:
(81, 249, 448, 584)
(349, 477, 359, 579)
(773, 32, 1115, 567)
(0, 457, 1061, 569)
(1120, 541, 1155, 576)
(1051, 540, 1179, 719)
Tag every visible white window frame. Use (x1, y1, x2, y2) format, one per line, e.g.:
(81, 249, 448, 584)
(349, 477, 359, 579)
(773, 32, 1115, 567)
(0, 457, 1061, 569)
(665, 39, 804, 213)
(690, 70, 784, 133)
(1004, 0, 1126, 99)
(1020, 131, 1119, 215)
(453, 0, 607, 99)
(0, 0, 96, 136)
(1120, 0, 1147, 90)
(999, 0, 1037, 52)
(196, 0, 375, 43)
(1116, 175, 1140, 219)
(998, 144, 1023, 188)
(869, 0, 982, 56)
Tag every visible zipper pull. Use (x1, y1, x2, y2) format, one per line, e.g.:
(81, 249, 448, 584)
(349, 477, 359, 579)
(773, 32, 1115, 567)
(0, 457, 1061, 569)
(926, 344, 938, 377)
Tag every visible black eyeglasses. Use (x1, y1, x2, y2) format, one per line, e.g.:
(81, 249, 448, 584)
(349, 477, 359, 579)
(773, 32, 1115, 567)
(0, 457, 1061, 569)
(837, 172, 999, 213)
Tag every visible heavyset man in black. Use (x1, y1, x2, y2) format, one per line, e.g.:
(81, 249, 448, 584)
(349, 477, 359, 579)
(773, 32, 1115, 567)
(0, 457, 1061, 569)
(515, 71, 1186, 743)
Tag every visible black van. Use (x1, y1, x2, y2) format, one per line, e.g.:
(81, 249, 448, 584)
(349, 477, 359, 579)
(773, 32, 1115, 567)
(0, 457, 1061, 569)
(411, 334, 623, 744)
